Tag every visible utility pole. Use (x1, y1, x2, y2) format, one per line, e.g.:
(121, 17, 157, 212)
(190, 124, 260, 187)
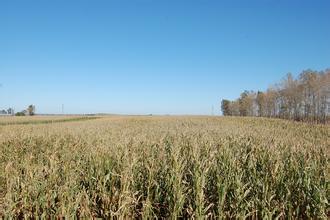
(62, 104, 64, 115)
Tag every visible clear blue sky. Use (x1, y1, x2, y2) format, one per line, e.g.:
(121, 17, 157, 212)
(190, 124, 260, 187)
(1, 0, 329, 115)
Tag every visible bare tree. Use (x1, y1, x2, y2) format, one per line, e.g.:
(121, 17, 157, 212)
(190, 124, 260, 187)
(27, 105, 36, 116)
(221, 99, 232, 116)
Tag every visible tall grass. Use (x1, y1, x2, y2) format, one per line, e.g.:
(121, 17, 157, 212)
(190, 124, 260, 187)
(0, 116, 328, 219)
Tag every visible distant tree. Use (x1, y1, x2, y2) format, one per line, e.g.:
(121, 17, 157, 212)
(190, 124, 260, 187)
(256, 91, 265, 117)
(264, 87, 278, 118)
(238, 90, 255, 116)
(238, 91, 248, 116)
(318, 70, 330, 122)
(229, 100, 240, 116)
(299, 70, 320, 121)
(7, 108, 14, 115)
(15, 112, 25, 116)
(27, 105, 36, 116)
(221, 99, 231, 116)
(0, 109, 7, 114)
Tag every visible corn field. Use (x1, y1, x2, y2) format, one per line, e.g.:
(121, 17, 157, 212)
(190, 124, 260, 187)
(0, 116, 329, 219)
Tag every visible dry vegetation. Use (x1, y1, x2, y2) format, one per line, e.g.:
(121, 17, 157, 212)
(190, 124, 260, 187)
(0, 116, 329, 219)
(0, 116, 98, 125)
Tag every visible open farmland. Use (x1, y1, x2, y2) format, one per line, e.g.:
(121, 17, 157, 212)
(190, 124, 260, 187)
(0, 116, 329, 219)
(0, 116, 99, 126)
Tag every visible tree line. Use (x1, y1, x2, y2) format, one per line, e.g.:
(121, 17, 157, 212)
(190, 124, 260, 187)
(16, 105, 36, 116)
(0, 105, 36, 116)
(0, 108, 15, 115)
(221, 69, 330, 123)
